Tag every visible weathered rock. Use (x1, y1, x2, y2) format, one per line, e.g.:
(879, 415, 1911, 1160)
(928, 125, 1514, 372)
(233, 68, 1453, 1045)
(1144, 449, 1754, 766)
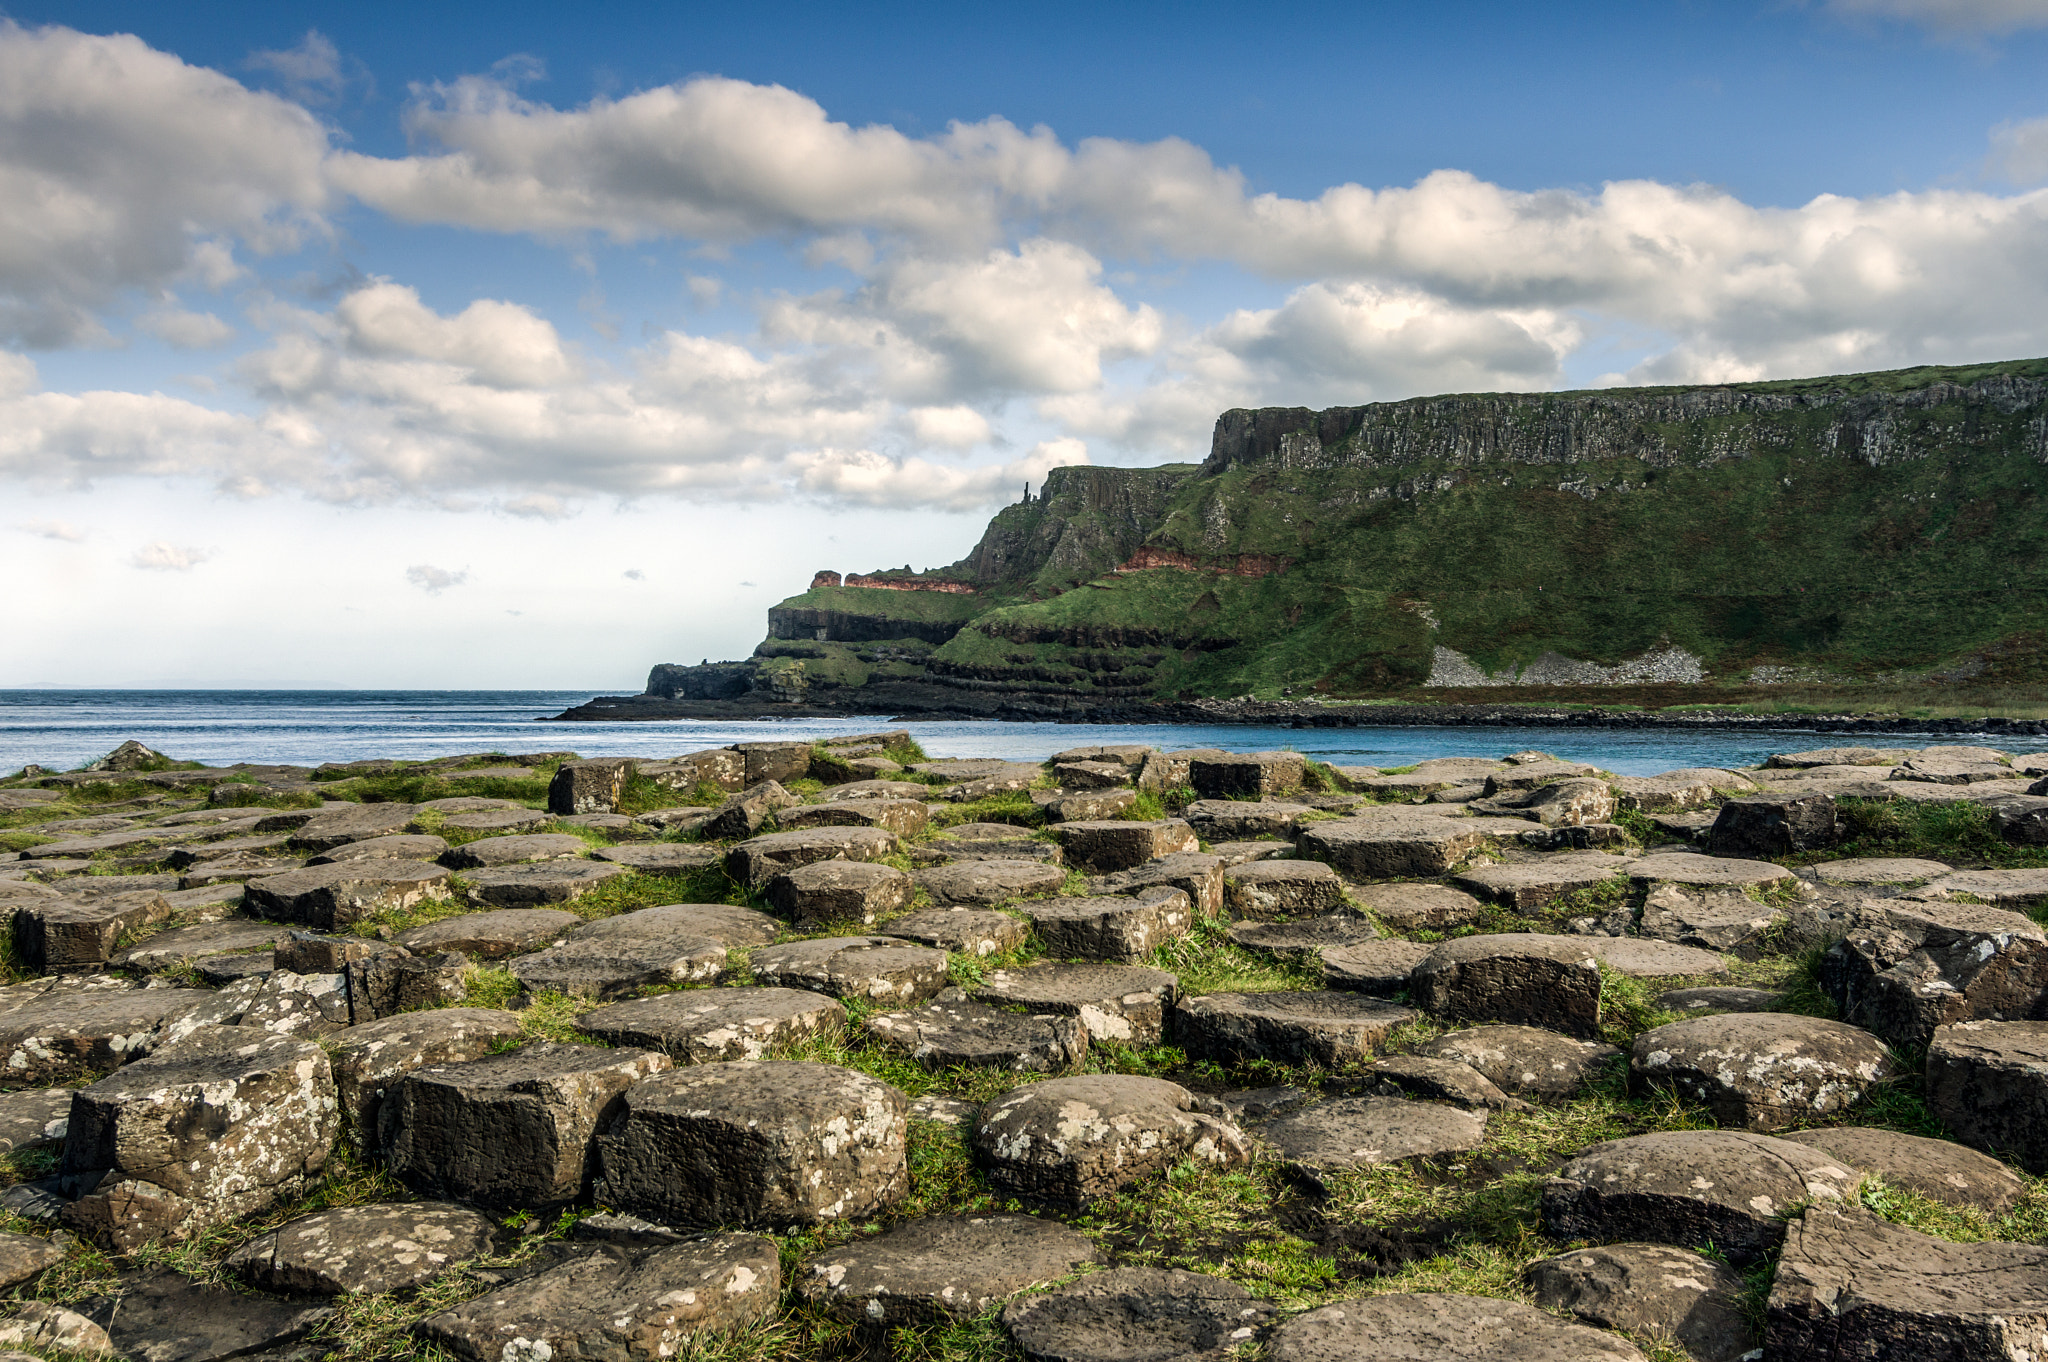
(1348, 881, 1486, 933)
(509, 903, 777, 1000)
(973, 962, 1178, 1043)
(1628, 851, 1797, 892)
(0, 985, 210, 1085)
(306, 833, 451, 865)
(1052, 760, 1136, 791)
(765, 859, 912, 926)
(272, 930, 393, 974)
(0, 1302, 115, 1357)
(15, 890, 170, 972)
(1923, 867, 2048, 909)
(1781, 1125, 2026, 1212)
(244, 860, 450, 930)
(1037, 788, 1141, 822)
(973, 1075, 1249, 1206)
(1361, 1054, 1523, 1110)
(800, 1214, 1099, 1325)
(1024, 888, 1194, 962)
(1183, 799, 1310, 841)
(1708, 792, 1837, 859)
(1614, 771, 1727, 813)
(1189, 752, 1305, 799)
(1267, 1292, 1646, 1362)
(112, 918, 286, 973)
(460, 860, 631, 906)
(1660, 984, 1784, 1012)
(1415, 1025, 1619, 1100)
(1453, 851, 1633, 912)
(394, 907, 581, 959)
(227, 1202, 498, 1296)
(868, 991, 1088, 1072)
(1821, 899, 2048, 1050)
(62, 1026, 337, 1251)
(726, 825, 900, 886)
(1320, 938, 1431, 994)
(1229, 914, 1379, 961)
(1767, 1206, 2048, 1361)
(1218, 858, 1346, 921)
(0, 1234, 62, 1291)
(643, 746, 746, 793)
(1087, 852, 1228, 920)
(750, 935, 951, 1006)
(917, 823, 1064, 865)
(590, 842, 721, 872)
(286, 802, 423, 852)
(415, 1235, 780, 1362)
(1526, 1245, 1754, 1362)
(239, 968, 353, 1037)
(345, 948, 470, 1022)
(1051, 820, 1199, 875)
(577, 987, 848, 1062)
(439, 808, 560, 835)
(439, 833, 589, 869)
(1003, 1266, 1275, 1362)
(1630, 1013, 1894, 1130)
(917, 859, 1066, 906)
(387, 1041, 671, 1209)
(594, 1060, 907, 1227)
(1542, 1129, 1862, 1265)
(1175, 991, 1415, 1066)
(329, 1006, 524, 1157)
(1637, 882, 1789, 955)
(1256, 1096, 1489, 1169)
(1411, 934, 1604, 1038)
(884, 906, 1032, 956)
(162, 833, 295, 869)
(0, 1089, 70, 1155)
(1810, 856, 1952, 886)
(780, 797, 929, 838)
(1473, 777, 1619, 827)
(548, 757, 635, 815)
(697, 780, 799, 840)
(1926, 1019, 2048, 1172)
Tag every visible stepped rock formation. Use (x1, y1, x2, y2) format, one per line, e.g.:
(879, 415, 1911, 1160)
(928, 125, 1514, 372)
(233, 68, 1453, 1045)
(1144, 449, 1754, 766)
(590, 358, 2048, 718)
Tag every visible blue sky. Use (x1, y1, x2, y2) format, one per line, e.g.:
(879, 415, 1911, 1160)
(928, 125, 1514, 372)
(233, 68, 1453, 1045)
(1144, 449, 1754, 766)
(4, 0, 2048, 687)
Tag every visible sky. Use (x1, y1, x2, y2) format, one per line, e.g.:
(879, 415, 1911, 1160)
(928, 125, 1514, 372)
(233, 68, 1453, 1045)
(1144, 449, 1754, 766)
(6, 0, 2048, 688)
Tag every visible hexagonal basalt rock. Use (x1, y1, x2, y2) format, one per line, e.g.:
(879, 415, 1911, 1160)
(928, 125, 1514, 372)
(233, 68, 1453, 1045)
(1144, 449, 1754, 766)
(1541, 1130, 1863, 1266)
(1819, 900, 2048, 1050)
(867, 990, 1088, 1072)
(15, 890, 170, 973)
(306, 833, 450, 866)
(1582, 936, 1731, 979)
(329, 1007, 524, 1157)
(416, 1234, 780, 1362)
(1320, 939, 1432, 994)
(1350, 881, 1486, 932)
(725, 826, 901, 887)
(386, 1042, 671, 1210)
(0, 1089, 70, 1157)
(244, 859, 451, 931)
(1628, 851, 1797, 893)
(1267, 1292, 1647, 1362)
(286, 802, 423, 852)
(1297, 813, 1511, 880)
(62, 1025, 338, 1251)
(1087, 852, 1227, 920)
(437, 833, 589, 870)
(1707, 793, 1838, 859)
(1360, 1055, 1522, 1110)
(1174, 991, 1415, 1067)
(972, 962, 1178, 1044)
(884, 906, 1032, 957)
(1002, 1266, 1275, 1362)
(394, 907, 580, 959)
(972, 1075, 1249, 1206)
(227, 1202, 498, 1296)
(1452, 851, 1633, 913)
(800, 1215, 1099, 1325)
(576, 987, 848, 1062)
(460, 860, 630, 906)
(1411, 934, 1605, 1039)
(915, 859, 1067, 907)
(1024, 888, 1194, 962)
(1926, 1020, 2048, 1172)
(1037, 787, 1140, 822)
(509, 903, 779, 1000)
(1221, 859, 1346, 920)
(1780, 1126, 2025, 1213)
(1809, 856, 1953, 886)
(1630, 1013, 1894, 1130)
(1183, 799, 1312, 841)
(547, 757, 634, 815)
(1189, 752, 1305, 799)
(1413, 1025, 1619, 1100)
(1526, 1243, 1754, 1362)
(1228, 914, 1379, 961)
(594, 1061, 907, 1227)
(1255, 1097, 1488, 1170)
(591, 843, 721, 872)
(765, 860, 913, 927)
(780, 798, 930, 839)
(0, 984, 210, 1085)
(750, 936, 951, 1006)
(1050, 820, 1199, 875)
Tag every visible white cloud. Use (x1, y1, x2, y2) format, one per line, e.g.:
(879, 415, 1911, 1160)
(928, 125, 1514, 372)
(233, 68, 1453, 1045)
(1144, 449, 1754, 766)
(790, 437, 1088, 511)
(137, 307, 235, 349)
(17, 519, 82, 541)
(131, 541, 212, 570)
(906, 405, 992, 449)
(334, 281, 577, 387)
(1991, 116, 2048, 185)
(0, 351, 35, 398)
(1824, 0, 2048, 33)
(404, 563, 467, 592)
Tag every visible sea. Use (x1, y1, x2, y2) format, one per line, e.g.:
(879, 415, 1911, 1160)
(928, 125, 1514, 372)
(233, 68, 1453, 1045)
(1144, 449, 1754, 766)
(6, 690, 2047, 777)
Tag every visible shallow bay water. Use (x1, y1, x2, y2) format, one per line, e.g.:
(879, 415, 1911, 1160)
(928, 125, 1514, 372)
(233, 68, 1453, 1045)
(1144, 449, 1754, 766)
(6, 689, 2045, 775)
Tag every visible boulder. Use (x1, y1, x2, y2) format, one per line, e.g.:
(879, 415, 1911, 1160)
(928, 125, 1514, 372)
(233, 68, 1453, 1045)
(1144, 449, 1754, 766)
(1630, 1013, 1894, 1129)
(1542, 1129, 1863, 1266)
(972, 962, 1179, 1043)
(866, 992, 1088, 1072)
(1256, 1096, 1488, 1169)
(750, 935, 951, 1006)
(1173, 991, 1415, 1066)
(1321, 939, 1432, 994)
(1821, 899, 2048, 1049)
(1411, 934, 1605, 1038)
(15, 890, 170, 972)
(1051, 820, 1199, 875)
(460, 860, 630, 906)
(286, 803, 424, 852)
(916, 859, 1067, 906)
(973, 1075, 1249, 1206)
(1189, 752, 1305, 799)
(1003, 1266, 1274, 1362)
(243, 860, 450, 931)
(416, 1235, 780, 1362)
(1614, 771, 1727, 813)
(547, 757, 635, 815)
(227, 1202, 497, 1296)
(884, 906, 1032, 956)
(725, 826, 900, 886)
(328, 1007, 524, 1157)
(577, 987, 848, 1062)
(62, 1026, 337, 1251)
(386, 1042, 671, 1209)
(1350, 881, 1486, 932)
(1452, 851, 1633, 912)
(764, 860, 912, 927)
(799, 1214, 1098, 1325)
(593, 1060, 907, 1227)
(1781, 1126, 2025, 1212)
(1708, 792, 1837, 858)
(1024, 888, 1194, 962)
(1415, 1025, 1619, 1100)
(1222, 860, 1346, 920)
(1228, 915, 1380, 961)
(394, 907, 580, 959)
(510, 903, 778, 999)
(438, 833, 589, 869)
(1267, 1292, 1647, 1362)
(1525, 1243, 1753, 1362)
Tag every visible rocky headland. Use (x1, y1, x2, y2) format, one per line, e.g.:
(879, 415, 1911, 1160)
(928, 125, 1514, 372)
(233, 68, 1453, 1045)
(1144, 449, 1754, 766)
(3, 734, 2048, 1359)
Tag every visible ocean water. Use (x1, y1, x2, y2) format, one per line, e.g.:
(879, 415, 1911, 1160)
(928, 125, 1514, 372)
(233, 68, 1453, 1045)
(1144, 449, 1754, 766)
(5, 690, 2044, 777)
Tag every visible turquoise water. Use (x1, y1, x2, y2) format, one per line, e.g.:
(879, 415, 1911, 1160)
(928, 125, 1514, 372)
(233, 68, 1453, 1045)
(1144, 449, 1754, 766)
(5, 690, 2041, 777)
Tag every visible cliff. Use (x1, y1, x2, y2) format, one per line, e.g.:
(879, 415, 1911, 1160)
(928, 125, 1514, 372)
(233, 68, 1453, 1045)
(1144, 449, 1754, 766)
(588, 355, 2048, 718)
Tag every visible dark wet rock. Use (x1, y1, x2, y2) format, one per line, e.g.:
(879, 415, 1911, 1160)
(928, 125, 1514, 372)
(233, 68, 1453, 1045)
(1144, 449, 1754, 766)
(329, 1007, 524, 1158)
(973, 1075, 1249, 1206)
(509, 903, 777, 1000)
(1820, 899, 2048, 1050)
(1525, 1242, 1754, 1362)
(765, 859, 913, 927)
(917, 859, 1067, 906)
(1054, 760, 1136, 790)
(1631, 1013, 1894, 1130)
(244, 860, 450, 931)
(394, 907, 580, 959)
(1268, 1291, 1647, 1362)
(1222, 859, 1345, 920)
(799, 1213, 1098, 1325)
(460, 860, 630, 906)
(577, 987, 848, 1062)
(227, 1202, 497, 1296)
(884, 906, 1032, 956)
(548, 757, 635, 815)
(439, 833, 589, 869)
(591, 843, 721, 871)
(345, 948, 470, 1023)
(750, 935, 951, 1006)
(1541, 1129, 1863, 1266)
(1414, 1024, 1618, 1099)
(62, 1026, 337, 1251)
(1411, 934, 1605, 1038)
(1781, 1125, 2026, 1212)
(1051, 820, 1199, 875)
(387, 1042, 671, 1209)
(1002, 1266, 1275, 1362)
(416, 1234, 780, 1362)
(594, 1060, 907, 1227)
(726, 826, 901, 887)
(16, 890, 170, 973)
(1024, 888, 1194, 962)
(972, 962, 1178, 1044)
(867, 991, 1088, 1072)
(1228, 914, 1378, 961)
(1258, 1096, 1488, 1170)
(1175, 991, 1414, 1066)
(1320, 939, 1431, 994)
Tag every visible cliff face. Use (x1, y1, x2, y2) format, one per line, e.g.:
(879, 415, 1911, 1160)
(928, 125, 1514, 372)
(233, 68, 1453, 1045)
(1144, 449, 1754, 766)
(635, 356, 2048, 712)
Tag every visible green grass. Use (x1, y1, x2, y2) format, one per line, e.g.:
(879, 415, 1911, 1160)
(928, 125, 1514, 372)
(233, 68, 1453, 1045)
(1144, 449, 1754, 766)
(1832, 796, 2048, 869)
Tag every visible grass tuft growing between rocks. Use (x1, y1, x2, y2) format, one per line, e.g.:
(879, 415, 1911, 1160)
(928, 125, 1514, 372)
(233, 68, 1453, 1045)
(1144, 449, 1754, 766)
(1833, 795, 2048, 869)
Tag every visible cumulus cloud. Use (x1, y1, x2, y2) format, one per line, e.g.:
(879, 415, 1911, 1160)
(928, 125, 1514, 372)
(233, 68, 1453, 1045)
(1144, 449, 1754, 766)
(244, 30, 369, 106)
(131, 541, 212, 570)
(405, 564, 468, 592)
(137, 307, 235, 349)
(1824, 0, 2048, 33)
(17, 519, 82, 541)
(789, 437, 1089, 511)
(0, 351, 34, 398)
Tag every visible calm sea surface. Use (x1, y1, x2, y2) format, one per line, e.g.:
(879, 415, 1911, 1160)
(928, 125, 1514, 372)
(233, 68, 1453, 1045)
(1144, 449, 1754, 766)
(5, 690, 2046, 777)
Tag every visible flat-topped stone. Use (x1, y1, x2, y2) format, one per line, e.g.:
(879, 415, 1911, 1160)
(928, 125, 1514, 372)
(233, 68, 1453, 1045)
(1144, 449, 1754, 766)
(227, 1202, 497, 1296)
(0, 985, 210, 1084)
(1037, 787, 1140, 822)
(1781, 1125, 2026, 1212)
(591, 843, 721, 872)
(1085, 851, 1227, 919)
(1049, 819, 1199, 875)
(1821, 899, 2048, 1049)
(438, 833, 588, 869)
(1349, 881, 1486, 931)
(394, 908, 580, 959)
(459, 860, 630, 906)
(971, 962, 1178, 1044)
(1637, 882, 1789, 954)
(973, 1075, 1249, 1206)
(1415, 1025, 1620, 1099)
(1223, 859, 1346, 920)
(328, 1006, 524, 1157)
(1177, 990, 1415, 1066)
(1631, 1013, 1894, 1130)
(1003, 1266, 1275, 1362)
(1321, 938, 1431, 994)
(577, 987, 849, 1062)
(305, 833, 452, 865)
(1927, 1020, 2048, 1171)
(1023, 887, 1194, 962)
(244, 860, 450, 930)
(1183, 799, 1311, 841)
(1206, 840, 1294, 866)
(866, 992, 1088, 1072)
(916, 859, 1067, 905)
(286, 803, 423, 851)
(1923, 867, 2048, 907)
(882, 906, 1031, 956)
(726, 825, 901, 886)
(1810, 856, 1953, 886)
(1268, 1292, 1647, 1362)
(764, 859, 912, 927)
(779, 797, 929, 838)
(1228, 914, 1379, 961)
(800, 1213, 1098, 1325)
(750, 935, 951, 1006)
(1453, 850, 1635, 911)
(1412, 934, 1605, 1038)
(1256, 1096, 1489, 1169)
(1298, 814, 1525, 879)
(1525, 1247, 1751, 1362)
(1582, 936, 1731, 978)
(16, 890, 171, 972)
(1660, 985, 1785, 1012)
(510, 903, 777, 999)
(1189, 751, 1306, 798)
(1629, 851, 1796, 890)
